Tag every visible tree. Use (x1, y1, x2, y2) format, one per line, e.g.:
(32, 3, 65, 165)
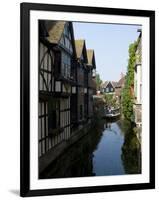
(121, 41, 138, 121)
(103, 94, 116, 107)
(95, 73, 103, 90)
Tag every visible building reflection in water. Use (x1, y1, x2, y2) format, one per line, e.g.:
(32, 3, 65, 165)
(40, 121, 104, 179)
(40, 119, 141, 179)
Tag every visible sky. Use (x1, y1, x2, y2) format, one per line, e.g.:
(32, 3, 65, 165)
(73, 22, 141, 82)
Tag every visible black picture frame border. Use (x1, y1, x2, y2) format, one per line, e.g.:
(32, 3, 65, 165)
(20, 2, 155, 197)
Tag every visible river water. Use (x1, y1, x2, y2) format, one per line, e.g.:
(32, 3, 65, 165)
(40, 118, 141, 179)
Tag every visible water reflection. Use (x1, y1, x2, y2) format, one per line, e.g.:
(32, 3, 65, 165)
(117, 120, 141, 174)
(40, 122, 103, 178)
(121, 132, 141, 173)
(40, 119, 141, 179)
(92, 121, 125, 176)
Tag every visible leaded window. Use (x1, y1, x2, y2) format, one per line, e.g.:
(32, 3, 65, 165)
(60, 23, 73, 53)
(48, 100, 60, 131)
(38, 101, 49, 157)
(61, 51, 71, 78)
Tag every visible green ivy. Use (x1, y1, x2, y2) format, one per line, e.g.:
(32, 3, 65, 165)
(121, 41, 138, 121)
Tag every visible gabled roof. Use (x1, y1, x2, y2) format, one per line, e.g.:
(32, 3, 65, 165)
(75, 39, 88, 63)
(39, 20, 77, 58)
(101, 81, 117, 89)
(45, 21, 66, 44)
(87, 50, 94, 65)
(101, 81, 109, 88)
(87, 49, 96, 69)
(75, 40, 84, 58)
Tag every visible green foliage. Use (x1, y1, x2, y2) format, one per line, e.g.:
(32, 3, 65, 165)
(121, 41, 138, 121)
(121, 129, 141, 174)
(103, 94, 116, 107)
(95, 73, 103, 90)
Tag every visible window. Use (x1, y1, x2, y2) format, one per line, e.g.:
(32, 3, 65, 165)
(48, 100, 60, 131)
(61, 51, 71, 78)
(60, 23, 73, 53)
(84, 88, 87, 93)
(38, 101, 49, 156)
(48, 110, 57, 130)
(64, 23, 69, 37)
(106, 88, 109, 92)
(72, 86, 76, 94)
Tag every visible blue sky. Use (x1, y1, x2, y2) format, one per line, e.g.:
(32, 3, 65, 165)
(73, 22, 141, 82)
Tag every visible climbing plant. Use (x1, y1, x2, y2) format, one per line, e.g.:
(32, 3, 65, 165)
(95, 73, 103, 90)
(121, 40, 138, 121)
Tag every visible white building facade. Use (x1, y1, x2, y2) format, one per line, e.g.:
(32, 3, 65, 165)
(133, 30, 142, 127)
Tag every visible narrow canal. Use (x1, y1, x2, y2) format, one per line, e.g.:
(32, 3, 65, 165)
(40, 118, 141, 179)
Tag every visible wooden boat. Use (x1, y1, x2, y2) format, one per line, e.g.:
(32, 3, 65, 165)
(103, 107, 120, 119)
(105, 112, 120, 118)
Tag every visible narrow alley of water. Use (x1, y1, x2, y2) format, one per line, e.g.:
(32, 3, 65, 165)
(40, 119, 141, 179)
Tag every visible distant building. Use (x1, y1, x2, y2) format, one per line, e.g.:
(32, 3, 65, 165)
(101, 81, 115, 94)
(133, 29, 142, 127)
(115, 73, 125, 102)
(75, 40, 96, 124)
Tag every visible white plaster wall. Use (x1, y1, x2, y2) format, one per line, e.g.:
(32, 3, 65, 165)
(137, 64, 142, 103)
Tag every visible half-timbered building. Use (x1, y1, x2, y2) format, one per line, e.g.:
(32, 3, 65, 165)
(39, 20, 77, 158)
(87, 49, 96, 119)
(38, 21, 97, 174)
(75, 40, 89, 125)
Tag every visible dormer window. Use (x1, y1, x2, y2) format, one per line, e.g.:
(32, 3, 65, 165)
(60, 23, 73, 54)
(64, 23, 69, 37)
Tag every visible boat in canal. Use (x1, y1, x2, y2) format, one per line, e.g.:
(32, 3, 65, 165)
(104, 107, 120, 119)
